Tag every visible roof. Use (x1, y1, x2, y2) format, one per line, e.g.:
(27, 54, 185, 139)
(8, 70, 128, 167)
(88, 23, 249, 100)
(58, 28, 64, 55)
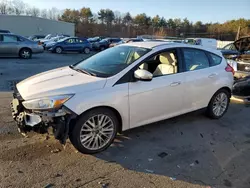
(121, 41, 222, 56)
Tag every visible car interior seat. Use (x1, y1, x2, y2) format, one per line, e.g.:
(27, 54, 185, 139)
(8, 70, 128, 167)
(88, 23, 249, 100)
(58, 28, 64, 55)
(153, 52, 175, 76)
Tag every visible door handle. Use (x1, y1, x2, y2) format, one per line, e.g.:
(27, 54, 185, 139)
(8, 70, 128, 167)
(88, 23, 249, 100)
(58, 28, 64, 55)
(170, 82, 181, 87)
(208, 73, 217, 78)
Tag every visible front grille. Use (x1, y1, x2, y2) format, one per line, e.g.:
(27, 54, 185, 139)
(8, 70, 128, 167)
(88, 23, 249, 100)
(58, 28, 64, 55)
(237, 63, 250, 72)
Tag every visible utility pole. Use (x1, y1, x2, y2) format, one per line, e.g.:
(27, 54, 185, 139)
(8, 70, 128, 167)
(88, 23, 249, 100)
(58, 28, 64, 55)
(235, 26, 241, 41)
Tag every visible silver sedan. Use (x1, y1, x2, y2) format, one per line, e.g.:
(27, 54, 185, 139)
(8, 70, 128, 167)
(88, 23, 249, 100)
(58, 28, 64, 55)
(0, 33, 44, 59)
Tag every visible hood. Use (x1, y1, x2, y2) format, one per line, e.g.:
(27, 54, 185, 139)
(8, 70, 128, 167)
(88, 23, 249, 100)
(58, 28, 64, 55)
(234, 36, 250, 52)
(17, 66, 107, 100)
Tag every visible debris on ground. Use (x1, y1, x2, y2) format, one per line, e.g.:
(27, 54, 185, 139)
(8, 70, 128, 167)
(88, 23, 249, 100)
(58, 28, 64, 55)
(53, 173, 62, 178)
(17, 170, 23, 173)
(200, 133, 204, 138)
(190, 163, 195, 167)
(98, 182, 109, 188)
(177, 165, 181, 168)
(170, 177, 176, 181)
(44, 183, 55, 188)
(75, 178, 81, 182)
(148, 158, 153, 162)
(158, 152, 168, 158)
(50, 149, 61, 153)
(145, 169, 154, 173)
(195, 160, 199, 164)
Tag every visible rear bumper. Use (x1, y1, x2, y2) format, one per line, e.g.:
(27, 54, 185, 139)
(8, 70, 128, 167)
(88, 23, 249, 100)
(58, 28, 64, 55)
(32, 46, 44, 54)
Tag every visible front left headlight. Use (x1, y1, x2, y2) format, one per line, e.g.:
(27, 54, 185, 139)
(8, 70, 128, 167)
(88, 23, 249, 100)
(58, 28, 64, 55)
(22, 94, 74, 110)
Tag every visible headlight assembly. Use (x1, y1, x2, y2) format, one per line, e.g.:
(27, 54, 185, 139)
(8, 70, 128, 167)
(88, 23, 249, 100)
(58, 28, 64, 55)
(22, 94, 74, 110)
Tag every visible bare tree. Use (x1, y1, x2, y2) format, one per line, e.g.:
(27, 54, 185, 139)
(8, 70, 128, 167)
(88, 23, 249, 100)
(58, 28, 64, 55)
(10, 0, 25, 15)
(47, 7, 60, 20)
(40, 8, 48, 18)
(0, 0, 10, 14)
(29, 7, 40, 17)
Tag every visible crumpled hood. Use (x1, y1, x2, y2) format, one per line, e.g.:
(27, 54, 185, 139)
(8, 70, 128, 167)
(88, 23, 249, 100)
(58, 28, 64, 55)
(17, 66, 107, 100)
(234, 36, 250, 52)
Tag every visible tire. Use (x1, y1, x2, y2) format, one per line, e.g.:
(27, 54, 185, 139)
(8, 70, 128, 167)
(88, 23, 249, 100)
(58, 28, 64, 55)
(206, 89, 230, 119)
(83, 47, 90, 54)
(55, 47, 63, 54)
(69, 108, 118, 154)
(19, 48, 32, 59)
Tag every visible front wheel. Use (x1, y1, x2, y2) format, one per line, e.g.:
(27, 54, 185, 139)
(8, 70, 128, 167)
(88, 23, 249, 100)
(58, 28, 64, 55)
(206, 89, 230, 119)
(55, 47, 63, 54)
(69, 108, 118, 154)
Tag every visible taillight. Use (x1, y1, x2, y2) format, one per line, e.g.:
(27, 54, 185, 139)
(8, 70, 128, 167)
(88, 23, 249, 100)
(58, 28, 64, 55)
(225, 63, 235, 75)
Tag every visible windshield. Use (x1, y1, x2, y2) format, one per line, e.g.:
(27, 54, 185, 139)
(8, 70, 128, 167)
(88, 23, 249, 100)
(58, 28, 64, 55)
(73, 45, 150, 77)
(223, 43, 237, 51)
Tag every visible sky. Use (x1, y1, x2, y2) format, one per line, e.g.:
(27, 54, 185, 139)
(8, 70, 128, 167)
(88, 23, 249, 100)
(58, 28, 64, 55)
(22, 0, 250, 23)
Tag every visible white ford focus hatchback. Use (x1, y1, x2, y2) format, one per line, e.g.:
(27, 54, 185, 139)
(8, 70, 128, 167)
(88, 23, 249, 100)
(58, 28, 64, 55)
(11, 42, 234, 154)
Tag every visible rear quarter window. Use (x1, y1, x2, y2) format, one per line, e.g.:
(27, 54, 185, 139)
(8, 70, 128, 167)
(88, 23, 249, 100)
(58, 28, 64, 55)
(208, 53, 222, 66)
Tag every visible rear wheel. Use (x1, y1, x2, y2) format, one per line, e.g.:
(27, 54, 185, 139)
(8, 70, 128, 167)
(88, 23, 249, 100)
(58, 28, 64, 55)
(69, 108, 118, 154)
(55, 47, 63, 54)
(19, 48, 32, 59)
(83, 47, 90, 54)
(206, 89, 230, 119)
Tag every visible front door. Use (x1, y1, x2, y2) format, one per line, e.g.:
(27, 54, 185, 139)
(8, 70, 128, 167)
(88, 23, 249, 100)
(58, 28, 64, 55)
(128, 49, 185, 128)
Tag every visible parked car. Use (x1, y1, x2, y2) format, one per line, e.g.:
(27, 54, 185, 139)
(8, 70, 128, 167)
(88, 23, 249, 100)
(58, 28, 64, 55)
(11, 42, 234, 154)
(28, 35, 46, 41)
(0, 29, 11, 33)
(43, 36, 67, 49)
(0, 33, 44, 58)
(126, 38, 144, 43)
(93, 38, 121, 51)
(48, 37, 91, 54)
(109, 38, 144, 47)
(221, 36, 250, 78)
(184, 38, 217, 49)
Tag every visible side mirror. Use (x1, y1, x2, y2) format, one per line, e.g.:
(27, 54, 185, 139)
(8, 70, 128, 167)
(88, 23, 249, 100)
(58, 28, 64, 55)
(134, 69, 153, 81)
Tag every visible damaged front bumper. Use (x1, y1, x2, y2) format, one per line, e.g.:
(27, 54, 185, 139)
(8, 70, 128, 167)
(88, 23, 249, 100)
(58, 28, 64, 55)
(11, 90, 77, 144)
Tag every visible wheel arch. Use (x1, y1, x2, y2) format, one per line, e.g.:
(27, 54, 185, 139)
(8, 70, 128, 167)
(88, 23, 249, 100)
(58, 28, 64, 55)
(70, 106, 123, 134)
(19, 47, 32, 54)
(217, 86, 232, 98)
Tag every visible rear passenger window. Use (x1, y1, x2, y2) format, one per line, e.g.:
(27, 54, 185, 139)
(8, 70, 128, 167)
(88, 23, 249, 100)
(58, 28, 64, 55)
(183, 48, 210, 71)
(209, 53, 222, 66)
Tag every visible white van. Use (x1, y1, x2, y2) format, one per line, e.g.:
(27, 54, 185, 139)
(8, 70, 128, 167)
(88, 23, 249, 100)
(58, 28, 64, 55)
(185, 38, 217, 49)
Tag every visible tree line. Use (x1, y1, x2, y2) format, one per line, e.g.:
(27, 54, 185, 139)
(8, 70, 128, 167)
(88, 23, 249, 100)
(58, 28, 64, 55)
(1, 0, 250, 40)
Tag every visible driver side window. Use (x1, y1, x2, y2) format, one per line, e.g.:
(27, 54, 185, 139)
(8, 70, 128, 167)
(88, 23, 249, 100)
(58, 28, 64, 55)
(139, 50, 178, 77)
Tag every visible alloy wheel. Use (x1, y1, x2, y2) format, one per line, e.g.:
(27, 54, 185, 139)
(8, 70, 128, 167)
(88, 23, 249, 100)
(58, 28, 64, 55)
(21, 50, 31, 58)
(56, 47, 62, 54)
(212, 92, 228, 116)
(80, 114, 115, 150)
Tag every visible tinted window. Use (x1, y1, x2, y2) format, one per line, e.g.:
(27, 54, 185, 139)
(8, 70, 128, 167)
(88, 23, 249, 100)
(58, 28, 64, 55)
(3, 35, 18, 42)
(65, 38, 76, 43)
(209, 53, 222, 66)
(183, 48, 209, 71)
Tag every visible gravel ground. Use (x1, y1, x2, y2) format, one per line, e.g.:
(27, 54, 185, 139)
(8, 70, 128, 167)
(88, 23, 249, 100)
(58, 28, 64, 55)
(0, 53, 250, 188)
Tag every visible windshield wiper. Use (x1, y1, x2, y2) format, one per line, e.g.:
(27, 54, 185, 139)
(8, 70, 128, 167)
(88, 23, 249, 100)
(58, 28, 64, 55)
(73, 67, 96, 76)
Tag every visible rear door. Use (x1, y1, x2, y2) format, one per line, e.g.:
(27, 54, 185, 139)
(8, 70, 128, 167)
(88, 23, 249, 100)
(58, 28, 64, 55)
(180, 48, 219, 111)
(0, 34, 19, 55)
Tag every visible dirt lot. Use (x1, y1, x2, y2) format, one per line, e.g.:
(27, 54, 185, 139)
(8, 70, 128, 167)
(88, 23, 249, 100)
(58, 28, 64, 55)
(0, 53, 250, 188)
